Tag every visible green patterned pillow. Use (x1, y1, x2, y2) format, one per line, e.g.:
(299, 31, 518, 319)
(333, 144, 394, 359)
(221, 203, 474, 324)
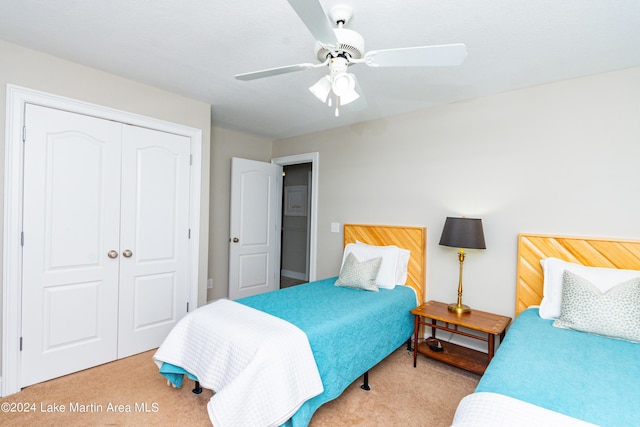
(334, 252, 382, 292)
(553, 270, 640, 343)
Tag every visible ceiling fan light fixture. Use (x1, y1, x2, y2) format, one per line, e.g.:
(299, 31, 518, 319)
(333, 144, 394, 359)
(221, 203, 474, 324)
(338, 86, 359, 106)
(310, 71, 358, 108)
(333, 72, 359, 106)
(331, 72, 355, 96)
(309, 75, 332, 102)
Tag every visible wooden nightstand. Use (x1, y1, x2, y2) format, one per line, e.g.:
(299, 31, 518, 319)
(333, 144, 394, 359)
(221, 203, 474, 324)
(411, 301, 511, 375)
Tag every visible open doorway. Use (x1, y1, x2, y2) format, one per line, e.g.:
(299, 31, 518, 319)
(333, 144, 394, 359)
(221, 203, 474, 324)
(271, 152, 318, 289)
(280, 162, 312, 288)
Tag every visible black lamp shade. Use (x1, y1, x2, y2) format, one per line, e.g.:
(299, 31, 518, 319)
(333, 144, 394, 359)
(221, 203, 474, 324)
(439, 217, 486, 249)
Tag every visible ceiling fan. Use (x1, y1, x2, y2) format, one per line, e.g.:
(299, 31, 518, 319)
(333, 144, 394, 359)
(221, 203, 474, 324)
(235, 1, 468, 117)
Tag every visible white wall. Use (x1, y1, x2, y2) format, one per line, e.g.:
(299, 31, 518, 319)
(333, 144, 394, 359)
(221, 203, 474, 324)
(272, 67, 640, 317)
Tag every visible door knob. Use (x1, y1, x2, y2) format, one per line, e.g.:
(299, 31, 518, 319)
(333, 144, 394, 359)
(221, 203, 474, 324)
(123, 249, 133, 258)
(232, 237, 239, 243)
(108, 250, 118, 259)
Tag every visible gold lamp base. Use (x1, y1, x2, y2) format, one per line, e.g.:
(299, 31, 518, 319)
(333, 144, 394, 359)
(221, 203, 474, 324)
(448, 249, 471, 314)
(448, 302, 471, 314)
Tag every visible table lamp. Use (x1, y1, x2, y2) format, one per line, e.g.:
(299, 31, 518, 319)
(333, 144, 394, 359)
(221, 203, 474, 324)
(439, 217, 486, 314)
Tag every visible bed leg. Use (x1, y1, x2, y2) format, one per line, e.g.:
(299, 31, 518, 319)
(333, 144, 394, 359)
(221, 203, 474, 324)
(360, 371, 370, 391)
(192, 380, 203, 394)
(406, 337, 413, 351)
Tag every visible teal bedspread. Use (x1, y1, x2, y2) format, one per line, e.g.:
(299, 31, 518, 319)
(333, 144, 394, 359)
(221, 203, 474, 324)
(475, 308, 640, 427)
(240, 277, 415, 427)
(158, 361, 197, 388)
(159, 277, 415, 426)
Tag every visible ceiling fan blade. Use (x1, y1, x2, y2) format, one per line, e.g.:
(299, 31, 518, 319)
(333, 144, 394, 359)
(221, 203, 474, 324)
(364, 44, 468, 68)
(235, 63, 318, 81)
(286, 0, 338, 47)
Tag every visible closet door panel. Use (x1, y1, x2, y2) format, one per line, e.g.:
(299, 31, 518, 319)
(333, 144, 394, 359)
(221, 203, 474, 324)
(117, 125, 191, 358)
(21, 104, 121, 387)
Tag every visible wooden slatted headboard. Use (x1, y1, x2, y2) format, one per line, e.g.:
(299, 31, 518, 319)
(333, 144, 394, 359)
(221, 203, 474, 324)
(344, 224, 426, 304)
(516, 233, 640, 315)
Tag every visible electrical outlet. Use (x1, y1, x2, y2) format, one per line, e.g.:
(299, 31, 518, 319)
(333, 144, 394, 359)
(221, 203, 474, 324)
(207, 279, 213, 289)
(331, 222, 340, 233)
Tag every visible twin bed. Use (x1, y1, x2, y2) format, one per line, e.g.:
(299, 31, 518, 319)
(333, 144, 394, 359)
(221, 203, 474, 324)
(452, 233, 640, 427)
(154, 224, 426, 427)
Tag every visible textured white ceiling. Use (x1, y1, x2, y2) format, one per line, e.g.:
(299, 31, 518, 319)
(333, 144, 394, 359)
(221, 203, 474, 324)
(1, 0, 639, 139)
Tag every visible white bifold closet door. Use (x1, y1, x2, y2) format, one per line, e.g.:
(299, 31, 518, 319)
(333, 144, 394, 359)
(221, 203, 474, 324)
(20, 104, 190, 388)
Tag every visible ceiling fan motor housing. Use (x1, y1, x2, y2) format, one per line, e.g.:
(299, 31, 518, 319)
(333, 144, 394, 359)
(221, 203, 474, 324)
(315, 28, 365, 63)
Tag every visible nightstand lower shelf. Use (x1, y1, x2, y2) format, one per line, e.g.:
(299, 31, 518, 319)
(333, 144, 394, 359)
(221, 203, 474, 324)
(411, 301, 511, 375)
(416, 341, 488, 375)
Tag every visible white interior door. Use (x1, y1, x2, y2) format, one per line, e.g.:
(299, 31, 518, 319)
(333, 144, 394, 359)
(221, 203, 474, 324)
(228, 158, 282, 300)
(21, 104, 122, 387)
(117, 125, 191, 358)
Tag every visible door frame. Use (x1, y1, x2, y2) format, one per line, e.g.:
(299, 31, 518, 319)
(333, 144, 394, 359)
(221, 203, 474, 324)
(272, 153, 318, 282)
(2, 84, 203, 397)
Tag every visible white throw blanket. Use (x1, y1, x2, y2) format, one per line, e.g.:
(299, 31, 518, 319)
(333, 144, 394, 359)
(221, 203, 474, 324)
(153, 299, 324, 427)
(451, 392, 599, 427)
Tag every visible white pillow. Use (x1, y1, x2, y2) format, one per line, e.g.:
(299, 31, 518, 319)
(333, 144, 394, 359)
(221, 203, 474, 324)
(341, 243, 403, 289)
(539, 257, 640, 320)
(396, 247, 411, 286)
(355, 240, 411, 287)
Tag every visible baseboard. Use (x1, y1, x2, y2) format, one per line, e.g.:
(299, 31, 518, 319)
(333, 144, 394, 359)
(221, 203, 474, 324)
(281, 270, 307, 281)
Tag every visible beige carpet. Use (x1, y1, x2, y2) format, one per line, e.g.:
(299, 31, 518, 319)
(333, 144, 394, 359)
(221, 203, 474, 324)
(0, 347, 479, 426)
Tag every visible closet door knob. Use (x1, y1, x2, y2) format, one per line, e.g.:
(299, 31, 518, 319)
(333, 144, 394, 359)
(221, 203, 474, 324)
(232, 237, 239, 243)
(123, 249, 133, 258)
(107, 250, 118, 259)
